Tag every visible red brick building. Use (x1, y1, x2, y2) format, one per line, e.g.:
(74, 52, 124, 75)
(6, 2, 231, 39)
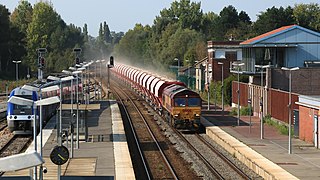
(296, 96, 320, 147)
(207, 41, 242, 82)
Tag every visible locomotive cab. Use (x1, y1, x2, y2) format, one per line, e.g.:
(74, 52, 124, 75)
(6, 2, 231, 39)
(162, 85, 202, 130)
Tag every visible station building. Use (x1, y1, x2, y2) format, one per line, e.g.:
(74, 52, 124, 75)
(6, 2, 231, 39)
(227, 25, 320, 147)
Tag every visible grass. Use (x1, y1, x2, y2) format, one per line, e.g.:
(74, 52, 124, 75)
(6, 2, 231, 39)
(229, 106, 252, 116)
(264, 114, 293, 135)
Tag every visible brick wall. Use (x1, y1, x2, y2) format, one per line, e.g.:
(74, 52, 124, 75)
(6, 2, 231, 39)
(271, 68, 320, 95)
(299, 106, 316, 143)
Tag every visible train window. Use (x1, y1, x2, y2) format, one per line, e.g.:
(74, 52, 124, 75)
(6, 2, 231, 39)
(15, 104, 31, 110)
(188, 98, 201, 107)
(174, 98, 186, 107)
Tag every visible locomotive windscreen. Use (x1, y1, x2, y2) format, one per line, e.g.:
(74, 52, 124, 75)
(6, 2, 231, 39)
(174, 98, 186, 107)
(188, 98, 201, 107)
(13, 95, 33, 113)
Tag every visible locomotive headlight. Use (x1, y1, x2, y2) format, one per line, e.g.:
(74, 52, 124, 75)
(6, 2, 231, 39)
(28, 116, 31, 119)
(14, 116, 17, 119)
(9, 115, 13, 119)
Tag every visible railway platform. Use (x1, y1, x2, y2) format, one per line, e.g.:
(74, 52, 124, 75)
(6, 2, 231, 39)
(2, 100, 135, 179)
(201, 107, 320, 180)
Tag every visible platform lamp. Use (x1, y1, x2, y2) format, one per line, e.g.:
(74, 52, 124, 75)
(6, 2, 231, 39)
(281, 67, 299, 154)
(255, 65, 273, 139)
(12, 60, 21, 81)
(218, 62, 224, 115)
(22, 84, 60, 180)
(232, 62, 244, 126)
(72, 70, 84, 149)
(62, 70, 76, 158)
(47, 75, 74, 180)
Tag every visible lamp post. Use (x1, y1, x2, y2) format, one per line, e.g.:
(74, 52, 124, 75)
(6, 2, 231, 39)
(232, 62, 244, 126)
(62, 70, 75, 157)
(72, 70, 84, 149)
(174, 58, 180, 79)
(218, 62, 224, 115)
(12, 60, 21, 81)
(47, 75, 74, 180)
(207, 59, 210, 110)
(255, 65, 272, 139)
(281, 67, 299, 154)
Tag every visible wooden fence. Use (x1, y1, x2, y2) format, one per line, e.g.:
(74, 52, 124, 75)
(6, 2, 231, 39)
(232, 81, 299, 124)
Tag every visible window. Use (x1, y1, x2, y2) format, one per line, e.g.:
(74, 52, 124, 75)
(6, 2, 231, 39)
(14, 95, 33, 110)
(188, 98, 201, 107)
(174, 98, 186, 107)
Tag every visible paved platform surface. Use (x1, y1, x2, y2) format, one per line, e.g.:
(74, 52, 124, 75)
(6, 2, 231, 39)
(3, 100, 134, 179)
(202, 108, 320, 180)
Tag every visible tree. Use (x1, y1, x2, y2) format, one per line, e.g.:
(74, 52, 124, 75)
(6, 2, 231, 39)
(103, 21, 111, 43)
(114, 24, 151, 66)
(293, 3, 320, 32)
(0, 5, 11, 74)
(83, 23, 88, 42)
(10, 0, 33, 35)
(26, 2, 61, 70)
(253, 6, 295, 35)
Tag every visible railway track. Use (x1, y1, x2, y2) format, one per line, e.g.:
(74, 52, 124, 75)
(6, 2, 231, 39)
(174, 128, 252, 179)
(0, 135, 32, 158)
(108, 72, 262, 179)
(112, 83, 178, 179)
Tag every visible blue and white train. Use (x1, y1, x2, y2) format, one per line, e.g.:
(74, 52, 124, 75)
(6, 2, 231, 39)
(7, 77, 83, 135)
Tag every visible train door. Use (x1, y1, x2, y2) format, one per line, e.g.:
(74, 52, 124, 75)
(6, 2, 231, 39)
(314, 115, 319, 148)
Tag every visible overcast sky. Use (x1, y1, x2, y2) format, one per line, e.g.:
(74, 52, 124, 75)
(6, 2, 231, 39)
(2, 0, 317, 37)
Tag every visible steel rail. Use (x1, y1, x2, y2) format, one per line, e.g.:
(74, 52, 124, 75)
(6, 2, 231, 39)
(112, 80, 178, 180)
(173, 129, 224, 179)
(196, 134, 252, 179)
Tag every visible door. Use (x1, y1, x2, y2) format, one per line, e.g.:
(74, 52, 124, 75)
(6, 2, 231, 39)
(314, 115, 318, 148)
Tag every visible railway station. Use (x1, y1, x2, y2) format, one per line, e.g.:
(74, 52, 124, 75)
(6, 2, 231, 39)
(1, 1, 320, 179)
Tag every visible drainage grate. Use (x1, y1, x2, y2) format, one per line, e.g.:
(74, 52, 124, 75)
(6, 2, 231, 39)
(276, 162, 298, 165)
(247, 144, 266, 147)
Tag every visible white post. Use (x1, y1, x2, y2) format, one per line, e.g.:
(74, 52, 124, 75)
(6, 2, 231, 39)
(76, 74, 79, 149)
(58, 81, 62, 180)
(237, 67, 240, 126)
(39, 90, 43, 180)
(207, 59, 210, 110)
(218, 62, 224, 115)
(289, 70, 292, 154)
(33, 103, 37, 180)
(260, 69, 264, 139)
(281, 67, 299, 154)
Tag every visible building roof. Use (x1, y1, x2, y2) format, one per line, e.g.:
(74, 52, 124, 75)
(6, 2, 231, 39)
(240, 25, 320, 45)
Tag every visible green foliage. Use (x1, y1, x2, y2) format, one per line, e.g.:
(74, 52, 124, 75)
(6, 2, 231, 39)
(264, 115, 293, 135)
(240, 106, 252, 116)
(293, 3, 320, 32)
(253, 6, 295, 35)
(229, 106, 252, 116)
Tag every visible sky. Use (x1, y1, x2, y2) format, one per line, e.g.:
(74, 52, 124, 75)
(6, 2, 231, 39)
(1, 0, 317, 37)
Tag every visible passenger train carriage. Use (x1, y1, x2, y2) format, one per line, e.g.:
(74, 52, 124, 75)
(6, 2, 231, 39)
(7, 76, 82, 134)
(111, 63, 202, 131)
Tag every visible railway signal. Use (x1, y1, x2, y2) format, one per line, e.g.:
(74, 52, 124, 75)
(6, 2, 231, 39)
(38, 57, 45, 69)
(75, 57, 80, 65)
(109, 56, 114, 67)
